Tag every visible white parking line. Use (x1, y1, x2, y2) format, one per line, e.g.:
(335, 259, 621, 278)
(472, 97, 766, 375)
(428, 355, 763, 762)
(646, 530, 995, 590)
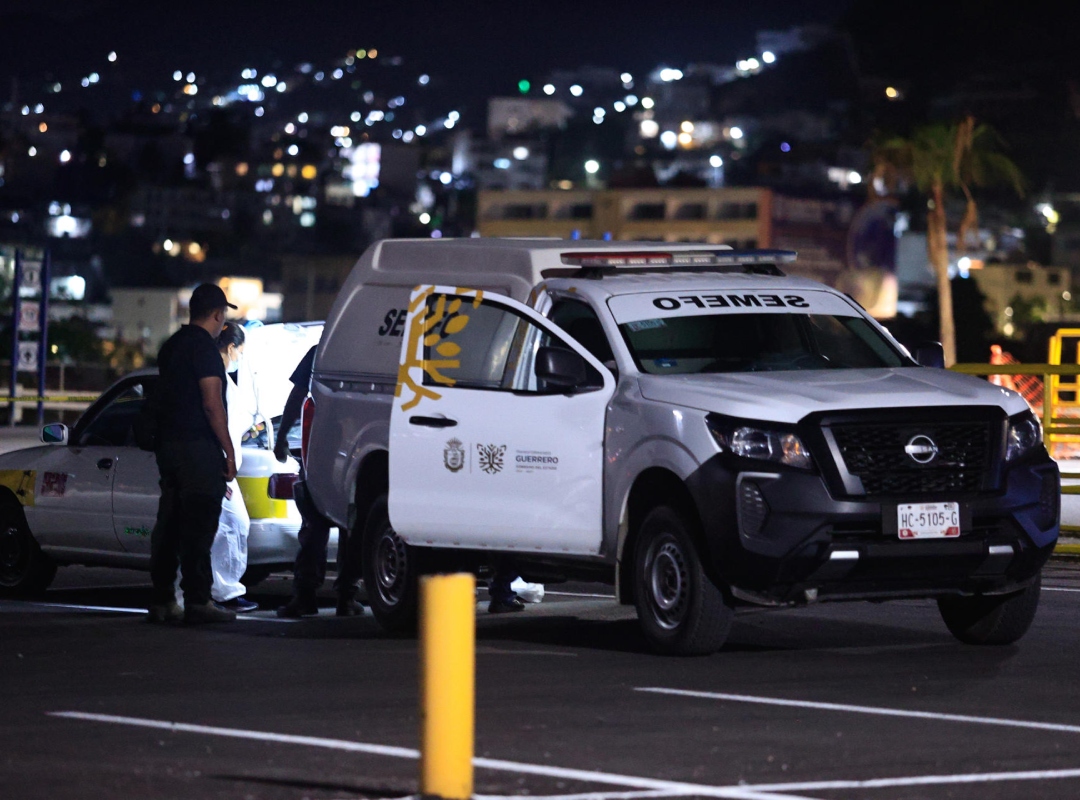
(20, 602, 299, 622)
(48, 710, 1080, 798)
(46, 711, 816, 800)
(742, 765, 1080, 793)
(29, 602, 146, 615)
(636, 687, 1080, 734)
(1044, 586, 1080, 593)
(544, 591, 617, 599)
(476, 791, 681, 800)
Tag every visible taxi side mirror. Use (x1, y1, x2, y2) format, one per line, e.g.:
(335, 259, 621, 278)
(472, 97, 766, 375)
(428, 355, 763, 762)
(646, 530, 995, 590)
(41, 423, 69, 445)
(535, 346, 587, 389)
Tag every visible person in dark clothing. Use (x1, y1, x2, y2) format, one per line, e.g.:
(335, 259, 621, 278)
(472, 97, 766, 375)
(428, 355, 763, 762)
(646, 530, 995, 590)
(147, 283, 239, 625)
(274, 345, 364, 618)
(487, 566, 526, 614)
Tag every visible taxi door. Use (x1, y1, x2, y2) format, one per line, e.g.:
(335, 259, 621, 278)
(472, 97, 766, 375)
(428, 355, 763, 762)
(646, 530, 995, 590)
(110, 447, 159, 554)
(107, 376, 161, 554)
(388, 286, 614, 555)
(29, 379, 153, 553)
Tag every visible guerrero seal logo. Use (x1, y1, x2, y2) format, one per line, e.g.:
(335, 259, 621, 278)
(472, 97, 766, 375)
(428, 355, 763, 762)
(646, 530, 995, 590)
(477, 443, 506, 475)
(443, 438, 465, 472)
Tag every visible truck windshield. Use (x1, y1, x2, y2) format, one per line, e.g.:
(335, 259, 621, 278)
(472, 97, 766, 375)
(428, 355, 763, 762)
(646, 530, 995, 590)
(619, 313, 908, 374)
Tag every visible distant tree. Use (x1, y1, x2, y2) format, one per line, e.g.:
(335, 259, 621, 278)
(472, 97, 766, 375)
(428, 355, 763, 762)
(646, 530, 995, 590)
(48, 317, 107, 364)
(872, 116, 1023, 365)
(1006, 292, 1049, 340)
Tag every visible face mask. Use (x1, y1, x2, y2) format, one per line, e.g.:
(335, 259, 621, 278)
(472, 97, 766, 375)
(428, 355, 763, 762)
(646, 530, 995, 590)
(228, 352, 241, 373)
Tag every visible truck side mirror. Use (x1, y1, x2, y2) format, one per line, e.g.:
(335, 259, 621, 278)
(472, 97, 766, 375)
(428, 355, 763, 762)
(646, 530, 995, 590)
(914, 342, 945, 369)
(535, 346, 587, 389)
(41, 423, 69, 444)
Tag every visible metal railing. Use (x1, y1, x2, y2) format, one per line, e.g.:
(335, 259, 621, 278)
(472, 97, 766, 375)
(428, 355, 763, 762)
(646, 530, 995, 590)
(952, 362, 1080, 550)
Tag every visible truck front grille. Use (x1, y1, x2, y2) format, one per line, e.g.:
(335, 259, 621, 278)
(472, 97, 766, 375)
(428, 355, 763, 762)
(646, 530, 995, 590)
(830, 421, 993, 496)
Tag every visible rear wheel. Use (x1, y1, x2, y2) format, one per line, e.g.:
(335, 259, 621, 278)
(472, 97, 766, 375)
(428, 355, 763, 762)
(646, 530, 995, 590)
(362, 494, 419, 634)
(240, 565, 274, 589)
(633, 505, 732, 655)
(938, 574, 1041, 645)
(0, 502, 57, 596)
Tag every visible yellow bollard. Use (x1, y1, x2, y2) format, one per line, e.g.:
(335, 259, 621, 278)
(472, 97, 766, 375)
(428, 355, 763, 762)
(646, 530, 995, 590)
(420, 573, 476, 800)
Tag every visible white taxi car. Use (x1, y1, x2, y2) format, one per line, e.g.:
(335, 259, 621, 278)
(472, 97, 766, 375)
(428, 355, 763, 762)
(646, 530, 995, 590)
(0, 321, 332, 595)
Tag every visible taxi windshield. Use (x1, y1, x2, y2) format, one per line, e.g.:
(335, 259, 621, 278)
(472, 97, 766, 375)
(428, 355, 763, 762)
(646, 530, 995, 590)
(618, 312, 907, 374)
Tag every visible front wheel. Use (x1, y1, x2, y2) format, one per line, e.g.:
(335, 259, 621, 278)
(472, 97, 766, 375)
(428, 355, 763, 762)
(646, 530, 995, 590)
(361, 494, 419, 634)
(0, 502, 58, 597)
(938, 574, 1041, 645)
(633, 505, 733, 655)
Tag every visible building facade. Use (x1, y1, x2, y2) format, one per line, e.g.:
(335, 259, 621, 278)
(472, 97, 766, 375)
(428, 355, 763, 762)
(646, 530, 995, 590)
(477, 187, 771, 247)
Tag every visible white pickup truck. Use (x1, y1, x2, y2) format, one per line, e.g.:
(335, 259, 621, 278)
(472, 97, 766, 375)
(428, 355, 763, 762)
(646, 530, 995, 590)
(304, 238, 1058, 654)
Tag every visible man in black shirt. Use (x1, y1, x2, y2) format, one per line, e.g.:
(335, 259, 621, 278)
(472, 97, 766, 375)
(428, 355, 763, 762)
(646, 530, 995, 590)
(148, 283, 239, 624)
(273, 345, 363, 617)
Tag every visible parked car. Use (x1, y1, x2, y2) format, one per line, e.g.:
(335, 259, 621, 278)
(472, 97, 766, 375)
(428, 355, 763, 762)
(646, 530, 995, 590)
(0, 321, 332, 594)
(304, 238, 1059, 654)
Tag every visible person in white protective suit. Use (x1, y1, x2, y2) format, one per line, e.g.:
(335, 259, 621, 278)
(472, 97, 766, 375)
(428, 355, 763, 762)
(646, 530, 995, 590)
(176, 321, 258, 612)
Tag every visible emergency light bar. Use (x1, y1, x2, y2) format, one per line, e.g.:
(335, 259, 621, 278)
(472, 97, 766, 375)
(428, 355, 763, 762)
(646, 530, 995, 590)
(559, 249, 797, 268)
(547, 249, 797, 278)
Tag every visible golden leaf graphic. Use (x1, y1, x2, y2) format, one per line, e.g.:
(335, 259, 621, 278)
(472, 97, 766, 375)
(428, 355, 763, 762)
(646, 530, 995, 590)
(396, 286, 483, 412)
(444, 315, 468, 334)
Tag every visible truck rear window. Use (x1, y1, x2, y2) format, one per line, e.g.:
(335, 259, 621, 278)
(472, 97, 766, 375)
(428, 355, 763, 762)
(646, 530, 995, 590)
(619, 313, 907, 374)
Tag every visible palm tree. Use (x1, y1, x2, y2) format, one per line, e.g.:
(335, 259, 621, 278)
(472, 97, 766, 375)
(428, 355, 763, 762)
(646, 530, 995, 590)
(872, 116, 1023, 365)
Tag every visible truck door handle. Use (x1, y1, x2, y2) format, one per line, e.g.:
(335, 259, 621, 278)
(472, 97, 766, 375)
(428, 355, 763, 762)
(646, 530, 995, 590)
(409, 416, 458, 428)
(97, 458, 114, 470)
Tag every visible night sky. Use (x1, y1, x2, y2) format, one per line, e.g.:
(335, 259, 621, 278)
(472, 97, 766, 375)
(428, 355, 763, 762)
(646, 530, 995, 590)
(0, 1, 854, 112)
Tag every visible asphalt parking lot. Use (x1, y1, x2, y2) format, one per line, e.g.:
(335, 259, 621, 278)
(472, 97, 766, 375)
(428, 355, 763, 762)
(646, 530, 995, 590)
(4, 563, 1080, 800)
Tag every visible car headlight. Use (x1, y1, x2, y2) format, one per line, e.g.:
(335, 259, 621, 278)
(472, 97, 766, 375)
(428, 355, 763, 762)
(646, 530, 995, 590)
(1006, 411, 1042, 461)
(706, 415, 812, 469)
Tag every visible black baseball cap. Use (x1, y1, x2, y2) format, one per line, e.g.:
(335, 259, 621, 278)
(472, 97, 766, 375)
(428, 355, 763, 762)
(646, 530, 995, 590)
(189, 283, 238, 318)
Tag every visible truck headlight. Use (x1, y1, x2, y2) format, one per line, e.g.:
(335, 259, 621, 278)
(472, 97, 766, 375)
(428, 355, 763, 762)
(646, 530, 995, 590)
(1006, 411, 1041, 461)
(707, 415, 812, 469)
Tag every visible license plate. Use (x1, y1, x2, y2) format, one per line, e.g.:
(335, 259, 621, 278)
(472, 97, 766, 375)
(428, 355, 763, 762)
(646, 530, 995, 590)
(897, 502, 960, 539)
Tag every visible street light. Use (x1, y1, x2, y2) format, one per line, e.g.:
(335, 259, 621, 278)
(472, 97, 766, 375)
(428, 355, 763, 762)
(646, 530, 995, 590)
(584, 160, 600, 175)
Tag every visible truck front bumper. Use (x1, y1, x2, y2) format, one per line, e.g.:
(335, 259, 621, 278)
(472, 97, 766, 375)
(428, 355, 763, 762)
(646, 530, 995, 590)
(689, 451, 1059, 605)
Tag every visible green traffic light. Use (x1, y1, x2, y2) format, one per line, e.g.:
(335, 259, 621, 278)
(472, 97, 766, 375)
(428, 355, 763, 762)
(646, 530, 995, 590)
(518, 79, 530, 94)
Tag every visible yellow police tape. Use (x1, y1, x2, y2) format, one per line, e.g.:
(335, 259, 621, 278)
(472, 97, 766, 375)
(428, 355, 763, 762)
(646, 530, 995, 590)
(5, 395, 99, 403)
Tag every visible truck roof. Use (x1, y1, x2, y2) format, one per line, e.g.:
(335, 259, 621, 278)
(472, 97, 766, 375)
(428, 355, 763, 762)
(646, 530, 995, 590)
(335, 238, 793, 305)
(318, 238, 803, 379)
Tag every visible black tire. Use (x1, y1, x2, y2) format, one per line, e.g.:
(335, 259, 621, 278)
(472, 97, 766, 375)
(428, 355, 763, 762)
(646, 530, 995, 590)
(938, 574, 1042, 645)
(361, 494, 419, 634)
(633, 505, 733, 655)
(0, 501, 57, 597)
(240, 565, 274, 589)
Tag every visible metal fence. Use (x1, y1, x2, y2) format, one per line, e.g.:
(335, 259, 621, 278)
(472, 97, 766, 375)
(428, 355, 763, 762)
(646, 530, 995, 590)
(952, 362, 1080, 550)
